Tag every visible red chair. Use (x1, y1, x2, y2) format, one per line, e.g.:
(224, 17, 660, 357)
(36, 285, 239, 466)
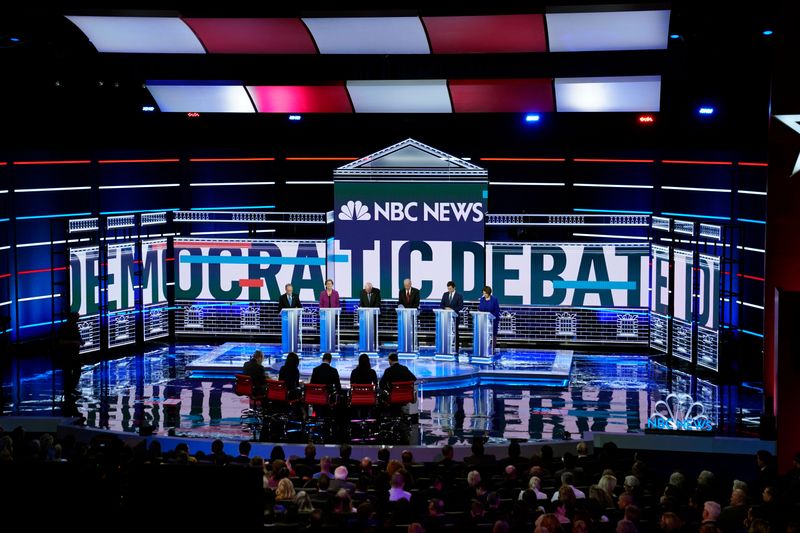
(262, 379, 304, 441)
(234, 374, 263, 435)
(304, 384, 335, 442)
(380, 381, 416, 444)
(265, 379, 289, 402)
(304, 383, 332, 407)
(350, 384, 377, 407)
(388, 381, 416, 405)
(349, 384, 378, 442)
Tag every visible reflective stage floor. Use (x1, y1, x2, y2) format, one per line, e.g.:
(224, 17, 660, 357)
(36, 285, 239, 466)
(1, 342, 763, 445)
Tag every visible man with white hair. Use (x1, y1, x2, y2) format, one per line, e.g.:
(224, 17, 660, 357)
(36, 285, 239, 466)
(398, 278, 420, 309)
(329, 465, 355, 493)
(719, 488, 748, 533)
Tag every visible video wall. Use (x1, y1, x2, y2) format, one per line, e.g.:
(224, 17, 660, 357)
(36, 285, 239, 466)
(69, 238, 169, 353)
(648, 240, 722, 370)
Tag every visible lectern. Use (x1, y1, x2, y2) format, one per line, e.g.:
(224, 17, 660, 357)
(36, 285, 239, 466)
(433, 308, 457, 359)
(319, 308, 341, 355)
(280, 308, 303, 354)
(472, 311, 495, 362)
(358, 307, 381, 354)
(396, 308, 419, 358)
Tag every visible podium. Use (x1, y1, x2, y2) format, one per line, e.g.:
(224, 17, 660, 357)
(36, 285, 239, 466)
(358, 307, 381, 354)
(472, 311, 495, 362)
(319, 308, 341, 355)
(396, 307, 419, 358)
(433, 308, 457, 360)
(280, 308, 303, 354)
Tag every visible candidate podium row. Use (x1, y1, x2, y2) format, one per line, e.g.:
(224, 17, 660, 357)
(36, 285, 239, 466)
(280, 307, 494, 360)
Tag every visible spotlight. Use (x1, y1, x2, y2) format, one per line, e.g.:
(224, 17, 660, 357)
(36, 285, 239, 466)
(524, 114, 541, 123)
(698, 107, 715, 115)
(9, 37, 20, 42)
(638, 114, 655, 124)
(288, 114, 302, 121)
(187, 112, 200, 118)
(142, 106, 155, 112)
(762, 30, 773, 36)
(669, 34, 681, 40)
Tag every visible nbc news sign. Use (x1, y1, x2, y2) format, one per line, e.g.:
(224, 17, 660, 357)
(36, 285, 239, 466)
(333, 181, 487, 298)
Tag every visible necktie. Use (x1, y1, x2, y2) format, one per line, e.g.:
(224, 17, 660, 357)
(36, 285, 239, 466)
(406, 290, 410, 301)
(449, 292, 453, 303)
(367, 292, 371, 303)
(288, 295, 292, 306)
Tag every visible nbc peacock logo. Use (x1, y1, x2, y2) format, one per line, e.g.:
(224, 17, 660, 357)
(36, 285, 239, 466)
(646, 393, 713, 431)
(338, 200, 371, 221)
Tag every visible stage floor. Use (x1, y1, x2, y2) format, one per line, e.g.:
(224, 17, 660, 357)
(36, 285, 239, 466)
(1, 342, 763, 445)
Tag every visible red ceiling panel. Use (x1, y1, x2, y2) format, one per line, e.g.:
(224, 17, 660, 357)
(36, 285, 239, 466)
(183, 18, 317, 54)
(423, 14, 547, 54)
(449, 79, 554, 112)
(246, 84, 353, 113)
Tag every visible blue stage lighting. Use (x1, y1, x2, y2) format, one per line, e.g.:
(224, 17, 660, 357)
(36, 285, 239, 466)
(524, 114, 541, 123)
(9, 37, 20, 42)
(288, 114, 302, 121)
(698, 107, 714, 115)
(142, 106, 155, 112)
(762, 30, 773, 36)
(669, 34, 680, 39)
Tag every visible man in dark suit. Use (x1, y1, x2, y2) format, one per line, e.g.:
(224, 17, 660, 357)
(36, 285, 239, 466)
(440, 280, 464, 350)
(278, 283, 302, 312)
(242, 349, 266, 394)
(310, 352, 341, 395)
(359, 282, 381, 308)
(398, 278, 420, 309)
(379, 352, 417, 391)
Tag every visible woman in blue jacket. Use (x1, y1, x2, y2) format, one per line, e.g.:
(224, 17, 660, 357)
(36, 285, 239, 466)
(478, 285, 501, 350)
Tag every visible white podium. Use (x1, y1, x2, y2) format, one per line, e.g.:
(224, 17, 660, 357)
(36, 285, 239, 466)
(358, 307, 381, 355)
(396, 307, 419, 358)
(319, 307, 341, 355)
(280, 307, 303, 354)
(472, 311, 495, 362)
(433, 308, 457, 360)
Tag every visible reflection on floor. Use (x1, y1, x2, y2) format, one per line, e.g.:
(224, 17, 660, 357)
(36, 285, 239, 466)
(1, 342, 763, 444)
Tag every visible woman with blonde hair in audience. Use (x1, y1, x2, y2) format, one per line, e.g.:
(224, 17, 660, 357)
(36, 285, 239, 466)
(275, 477, 296, 501)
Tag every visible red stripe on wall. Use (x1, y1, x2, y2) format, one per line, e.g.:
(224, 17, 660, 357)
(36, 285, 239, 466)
(238, 279, 264, 288)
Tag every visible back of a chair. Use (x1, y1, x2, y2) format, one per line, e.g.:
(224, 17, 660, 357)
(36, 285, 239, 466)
(305, 383, 329, 406)
(234, 374, 253, 397)
(265, 379, 288, 402)
(388, 381, 415, 405)
(350, 384, 376, 406)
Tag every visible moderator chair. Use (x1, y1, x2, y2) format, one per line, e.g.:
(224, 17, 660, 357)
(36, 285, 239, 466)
(262, 379, 304, 442)
(234, 374, 264, 436)
(303, 383, 336, 443)
(349, 383, 378, 443)
(379, 381, 416, 444)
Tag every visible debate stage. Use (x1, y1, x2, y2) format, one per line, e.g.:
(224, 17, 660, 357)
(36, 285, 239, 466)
(0, 342, 762, 446)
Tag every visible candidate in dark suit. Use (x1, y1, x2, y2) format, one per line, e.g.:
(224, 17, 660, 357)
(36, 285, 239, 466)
(379, 352, 417, 391)
(278, 283, 303, 312)
(440, 281, 464, 350)
(242, 349, 266, 394)
(478, 285, 501, 349)
(359, 282, 381, 308)
(310, 352, 341, 395)
(397, 278, 420, 309)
